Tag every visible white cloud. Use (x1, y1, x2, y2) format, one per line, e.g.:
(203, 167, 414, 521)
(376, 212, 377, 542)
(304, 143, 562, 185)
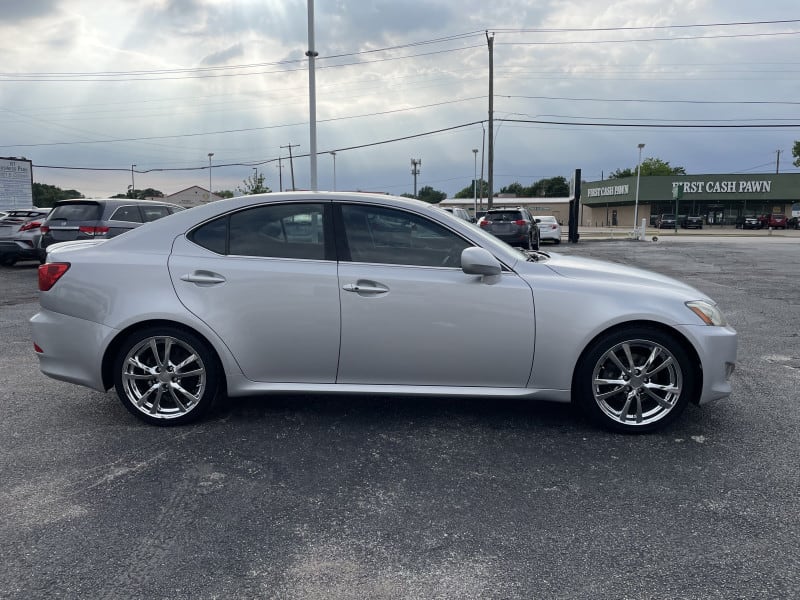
(1, 0, 798, 198)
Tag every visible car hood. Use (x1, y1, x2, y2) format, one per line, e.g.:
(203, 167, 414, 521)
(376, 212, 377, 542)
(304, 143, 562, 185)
(539, 252, 704, 297)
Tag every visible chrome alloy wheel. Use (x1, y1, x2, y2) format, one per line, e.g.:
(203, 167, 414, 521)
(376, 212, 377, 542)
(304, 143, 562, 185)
(591, 338, 683, 427)
(120, 336, 207, 420)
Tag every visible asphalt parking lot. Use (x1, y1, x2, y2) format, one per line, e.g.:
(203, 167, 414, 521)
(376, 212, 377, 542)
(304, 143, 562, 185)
(1, 236, 798, 599)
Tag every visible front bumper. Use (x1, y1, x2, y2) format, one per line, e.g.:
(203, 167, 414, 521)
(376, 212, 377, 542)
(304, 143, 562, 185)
(682, 323, 738, 405)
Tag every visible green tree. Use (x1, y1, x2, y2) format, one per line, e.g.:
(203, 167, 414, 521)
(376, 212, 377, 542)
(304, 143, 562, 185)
(609, 158, 686, 179)
(214, 190, 234, 199)
(137, 188, 164, 199)
(528, 176, 570, 197)
(416, 185, 446, 204)
(792, 140, 800, 167)
(499, 182, 526, 196)
(454, 179, 488, 199)
(237, 171, 271, 195)
(32, 183, 84, 207)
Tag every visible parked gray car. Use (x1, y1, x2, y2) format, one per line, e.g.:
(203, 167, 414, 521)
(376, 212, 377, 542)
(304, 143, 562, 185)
(38, 198, 184, 261)
(0, 208, 51, 266)
(31, 192, 737, 433)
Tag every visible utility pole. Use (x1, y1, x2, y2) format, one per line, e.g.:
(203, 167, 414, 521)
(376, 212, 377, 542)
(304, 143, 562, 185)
(776, 149, 781, 174)
(486, 31, 494, 209)
(130, 164, 136, 198)
(410, 158, 422, 197)
(207, 153, 214, 197)
(277, 157, 284, 192)
(281, 144, 300, 190)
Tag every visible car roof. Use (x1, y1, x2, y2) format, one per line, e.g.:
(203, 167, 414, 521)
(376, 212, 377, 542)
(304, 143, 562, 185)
(53, 198, 180, 208)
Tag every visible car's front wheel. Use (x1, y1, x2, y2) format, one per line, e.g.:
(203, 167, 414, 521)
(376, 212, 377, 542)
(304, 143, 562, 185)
(113, 326, 220, 426)
(574, 326, 696, 433)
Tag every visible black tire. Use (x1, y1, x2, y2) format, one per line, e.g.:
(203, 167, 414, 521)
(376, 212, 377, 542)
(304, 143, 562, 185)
(573, 326, 696, 433)
(112, 326, 220, 426)
(553, 238, 561, 245)
(0, 256, 16, 267)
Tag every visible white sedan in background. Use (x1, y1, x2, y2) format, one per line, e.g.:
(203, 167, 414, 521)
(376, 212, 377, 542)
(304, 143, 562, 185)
(31, 192, 736, 433)
(537, 215, 562, 244)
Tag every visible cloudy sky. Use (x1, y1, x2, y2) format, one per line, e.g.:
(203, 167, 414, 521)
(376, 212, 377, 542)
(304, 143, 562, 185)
(1, 0, 799, 199)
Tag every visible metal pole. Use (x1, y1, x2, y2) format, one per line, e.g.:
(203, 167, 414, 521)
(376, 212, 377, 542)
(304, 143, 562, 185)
(306, 0, 318, 191)
(634, 143, 644, 230)
(486, 31, 494, 209)
(472, 149, 478, 218)
(330, 151, 337, 191)
(130, 164, 136, 197)
(207, 153, 214, 197)
(277, 157, 284, 192)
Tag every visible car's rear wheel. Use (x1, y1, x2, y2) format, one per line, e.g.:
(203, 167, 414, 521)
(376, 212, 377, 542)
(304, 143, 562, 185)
(113, 326, 219, 426)
(574, 326, 696, 433)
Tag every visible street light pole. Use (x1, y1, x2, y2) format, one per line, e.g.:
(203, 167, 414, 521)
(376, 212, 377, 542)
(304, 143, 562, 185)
(130, 164, 136, 197)
(207, 152, 214, 199)
(329, 151, 337, 191)
(634, 143, 645, 233)
(472, 149, 478, 218)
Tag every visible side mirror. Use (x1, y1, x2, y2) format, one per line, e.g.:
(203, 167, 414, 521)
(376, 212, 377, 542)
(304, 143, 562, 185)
(461, 247, 501, 276)
(535, 218, 541, 223)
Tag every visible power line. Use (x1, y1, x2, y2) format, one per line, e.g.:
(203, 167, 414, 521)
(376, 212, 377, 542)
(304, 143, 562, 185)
(503, 95, 800, 106)
(30, 116, 800, 175)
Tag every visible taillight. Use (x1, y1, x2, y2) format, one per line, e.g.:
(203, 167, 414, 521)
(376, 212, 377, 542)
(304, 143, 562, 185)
(40, 225, 50, 234)
(479, 220, 491, 228)
(78, 226, 110, 236)
(19, 221, 41, 232)
(514, 220, 526, 226)
(39, 263, 70, 291)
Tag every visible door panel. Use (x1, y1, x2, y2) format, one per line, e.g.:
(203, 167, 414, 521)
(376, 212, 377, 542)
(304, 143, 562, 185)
(337, 262, 535, 387)
(169, 236, 340, 384)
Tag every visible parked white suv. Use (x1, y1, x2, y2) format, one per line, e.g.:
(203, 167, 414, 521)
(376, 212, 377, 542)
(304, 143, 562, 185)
(536, 215, 562, 244)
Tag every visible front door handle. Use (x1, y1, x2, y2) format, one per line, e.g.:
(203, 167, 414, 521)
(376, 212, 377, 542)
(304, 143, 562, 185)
(342, 281, 389, 295)
(180, 271, 226, 286)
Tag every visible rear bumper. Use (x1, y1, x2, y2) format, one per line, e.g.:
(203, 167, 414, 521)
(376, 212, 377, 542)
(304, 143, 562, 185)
(30, 309, 115, 392)
(0, 240, 39, 261)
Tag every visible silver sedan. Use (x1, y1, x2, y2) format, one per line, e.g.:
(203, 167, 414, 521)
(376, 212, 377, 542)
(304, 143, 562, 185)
(30, 192, 737, 433)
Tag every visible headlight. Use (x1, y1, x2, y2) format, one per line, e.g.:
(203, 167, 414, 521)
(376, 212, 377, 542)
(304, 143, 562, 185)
(686, 300, 726, 326)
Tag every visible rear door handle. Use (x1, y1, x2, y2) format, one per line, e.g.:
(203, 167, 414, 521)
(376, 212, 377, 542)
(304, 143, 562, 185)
(180, 271, 226, 286)
(342, 281, 389, 295)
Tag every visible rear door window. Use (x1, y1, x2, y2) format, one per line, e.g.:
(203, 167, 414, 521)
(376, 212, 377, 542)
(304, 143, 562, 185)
(109, 205, 143, 223)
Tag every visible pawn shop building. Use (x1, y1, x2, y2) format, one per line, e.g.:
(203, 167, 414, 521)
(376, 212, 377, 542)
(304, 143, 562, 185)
(581, 173, 800, 227)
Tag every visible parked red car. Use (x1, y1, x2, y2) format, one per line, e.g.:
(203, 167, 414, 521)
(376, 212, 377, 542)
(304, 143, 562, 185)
(768, 214, 787, 229)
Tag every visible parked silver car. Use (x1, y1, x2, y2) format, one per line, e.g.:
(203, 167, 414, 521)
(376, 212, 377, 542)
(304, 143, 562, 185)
(31, 192, 737, 433)
(0, 208, 51, 266)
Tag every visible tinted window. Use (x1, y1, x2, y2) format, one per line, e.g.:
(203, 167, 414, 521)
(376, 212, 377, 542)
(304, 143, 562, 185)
(48, 203, 102, 222)
(190, 203, 326, 260)
(486, 210, 524, 221)
(141, 205, 170, 222)
(341, 204, 470, 267)
(109, 205, 143, 223)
